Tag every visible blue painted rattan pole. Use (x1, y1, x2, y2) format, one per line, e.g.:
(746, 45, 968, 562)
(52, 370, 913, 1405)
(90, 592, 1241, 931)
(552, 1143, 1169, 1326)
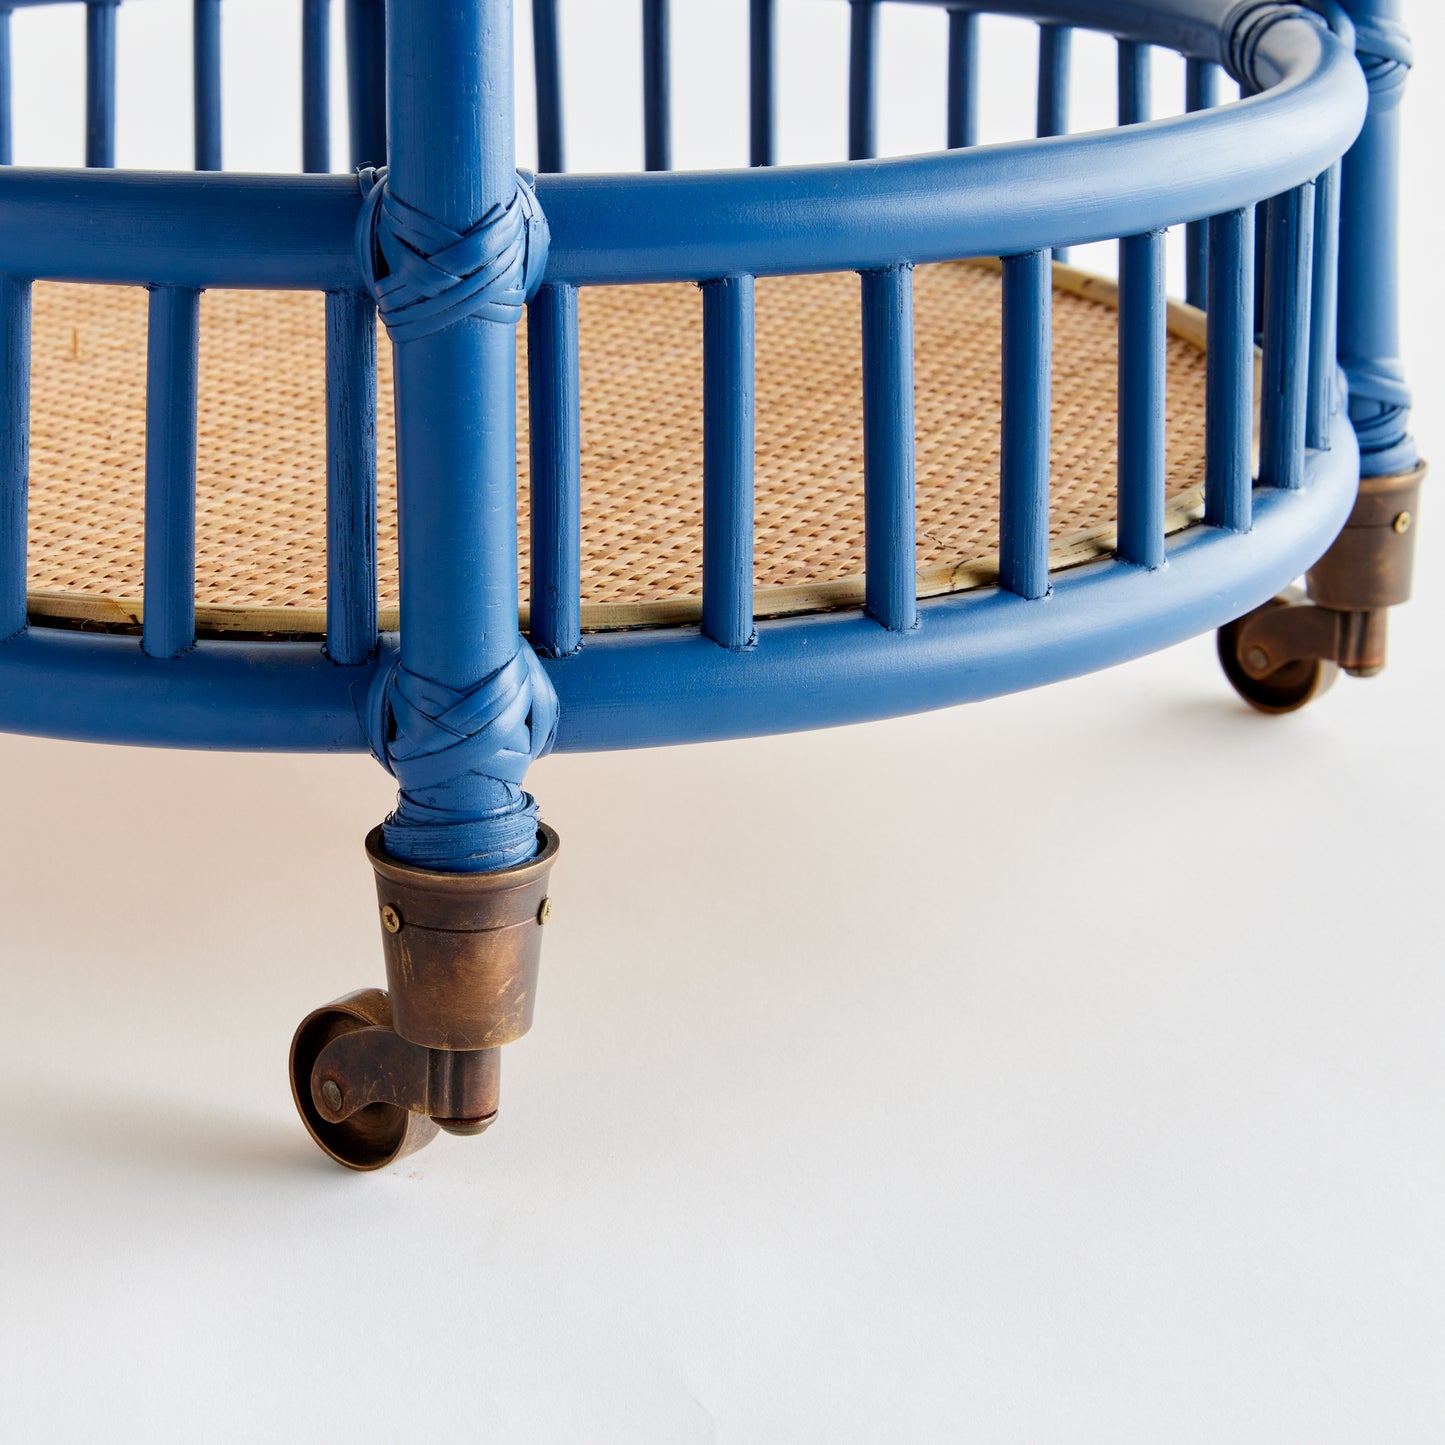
(1117, 231, 1167, 568)
(533, 0, 564, 174)
(1307, 161, 1341, 452)
(946, 7, 978, 150)
(193, 0, 222, 171)
(1115, 41, 1150, 332)
(0, 274, 30, 641)
(848, 0, 878, 162)
(999, 251, 1051, 600)
(345, 0, 386, 170)
(324, 289, 378, 667)
(302, 0, 330, 174)
(1184, 60, 1220, 310)
(527, 282, 581, 658)
(1185, 55, 1220, 113)
(702, 274, 756, 649)
(1252, 199, 1268, 341)
(749, 0, 775, 167)
(1337, 0, 1417, 476)
(142, 286, 200, 660)
(0, 8, 13, 167)
(371, 0, 555, 872)
(1036, 23, 1070, 139)
(642, 0, 670, 172)
(85, 1, 118, 169)
(1205, 208, 1254, 533)
(1259, 183, 1315, 491)
(861, 264, 916, 631)
(1117, 38, 1149, 125)
(1036, 23, 1070, 258)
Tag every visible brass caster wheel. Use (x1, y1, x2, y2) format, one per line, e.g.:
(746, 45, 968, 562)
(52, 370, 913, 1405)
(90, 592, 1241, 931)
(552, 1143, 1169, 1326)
(1217, 589, 1340, 715)
(289, 988, 439, 1172)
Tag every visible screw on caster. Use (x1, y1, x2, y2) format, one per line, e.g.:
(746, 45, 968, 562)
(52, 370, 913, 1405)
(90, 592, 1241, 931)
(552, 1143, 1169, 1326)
(1218, 464, 1425, 714)
(290, 823, 560, 1171)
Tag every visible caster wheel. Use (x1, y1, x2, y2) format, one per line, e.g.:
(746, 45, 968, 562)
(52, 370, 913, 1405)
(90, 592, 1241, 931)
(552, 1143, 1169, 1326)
(1217, 589, 1340, 715)
(289, 988, 439, 1171)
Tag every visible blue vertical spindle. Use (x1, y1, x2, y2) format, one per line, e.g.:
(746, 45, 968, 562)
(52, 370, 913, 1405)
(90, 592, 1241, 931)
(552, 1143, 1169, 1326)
(527, 282, 582, 658)
(0, 7, 13, 166)
(1117, 38, 1150, 125)
(85, 1, 118, 169)
(1253, 200, 1268, 342)
(0, 275, 30, 642)
(345, 0, 386, 169)
(302, 0, 330, 174)
(1184, 60, 1220, 310)
(143, 286, 201, 660)
(1259, 184, 1315, 490)
(861, 265, 916, 632)
(749, 0, 776, 167)
(848, 0, 878, 162)
(702, 275, 756, 650)
(1037, 24, 1070, 259)
(1117, 33, 1154, 442)
(1307, 163, 1341, 451)
(1117, 231, 1167, 568)
(1000, 252, 1051, 600)
(1184, 57, 1219, 113)
(1205, 209, 1254, 533)
(533, 0, 564, 174)
(946, 7, 978, 150)
(1036, 23, 1070, 138)
(325, 290, 378, 667)
(193, 0, 222, 171)
(642, 0, 670, 172)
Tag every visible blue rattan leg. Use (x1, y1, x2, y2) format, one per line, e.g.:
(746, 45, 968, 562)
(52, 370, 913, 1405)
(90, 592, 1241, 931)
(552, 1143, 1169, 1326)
(291, 0, 561, 1169)
(1338, 0, 1417, 479)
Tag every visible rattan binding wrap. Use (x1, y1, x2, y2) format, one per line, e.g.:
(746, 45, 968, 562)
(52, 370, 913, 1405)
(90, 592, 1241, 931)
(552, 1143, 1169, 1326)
(24, 259, 1230, 636)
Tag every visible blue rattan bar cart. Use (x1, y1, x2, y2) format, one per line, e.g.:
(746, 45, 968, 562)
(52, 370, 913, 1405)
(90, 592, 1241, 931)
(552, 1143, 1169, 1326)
(0, 0, 1425, 1168)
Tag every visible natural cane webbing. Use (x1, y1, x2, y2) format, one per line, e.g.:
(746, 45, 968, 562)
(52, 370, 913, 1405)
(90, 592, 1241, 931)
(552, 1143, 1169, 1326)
(24, 261, 1212, 634)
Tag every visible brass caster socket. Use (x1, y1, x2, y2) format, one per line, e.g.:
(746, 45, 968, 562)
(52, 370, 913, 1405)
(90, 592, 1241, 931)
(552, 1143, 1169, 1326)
(367, 823, 560, 1053)
(1307, 464, 1426, 616)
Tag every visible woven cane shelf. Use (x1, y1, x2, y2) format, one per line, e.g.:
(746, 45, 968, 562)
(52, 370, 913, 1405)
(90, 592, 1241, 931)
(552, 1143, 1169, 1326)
(25, 258, 1221, 638)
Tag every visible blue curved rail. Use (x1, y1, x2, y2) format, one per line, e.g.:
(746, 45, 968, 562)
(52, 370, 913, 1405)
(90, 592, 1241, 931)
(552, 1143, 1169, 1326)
(0, 411, 1359, 753)
(0, 0, 1377, 783)
(538, 19, 1363, 284)
(0, 9, 1362, 287)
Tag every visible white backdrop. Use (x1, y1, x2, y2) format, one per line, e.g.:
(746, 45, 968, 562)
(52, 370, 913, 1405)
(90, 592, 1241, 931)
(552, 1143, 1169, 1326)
(1, 3, 1441, 1441)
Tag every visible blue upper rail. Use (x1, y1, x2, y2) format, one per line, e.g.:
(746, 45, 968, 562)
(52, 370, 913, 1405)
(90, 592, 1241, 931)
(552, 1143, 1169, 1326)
(0, 2, 1362, 286)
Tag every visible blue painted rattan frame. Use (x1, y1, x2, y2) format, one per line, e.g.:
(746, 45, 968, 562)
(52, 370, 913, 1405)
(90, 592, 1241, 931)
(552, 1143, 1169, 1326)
(0, 0, 1415, 875)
